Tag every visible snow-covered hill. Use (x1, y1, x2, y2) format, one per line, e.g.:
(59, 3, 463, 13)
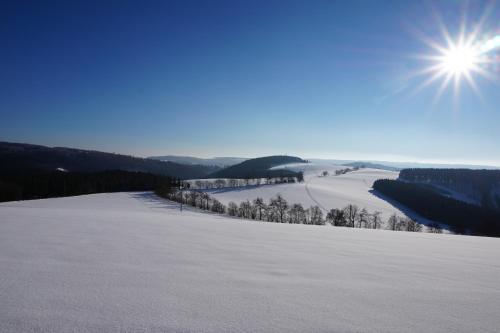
(205, 163, 403, 220)
(1, 192, 499, 332)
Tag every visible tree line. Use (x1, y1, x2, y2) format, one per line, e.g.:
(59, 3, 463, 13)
(157, 189, 436, 233)
(0, 170, 178, 202)
(399, 168, 500, 187)
(189, 173, 304, 190)
(399, 168, 500, 209)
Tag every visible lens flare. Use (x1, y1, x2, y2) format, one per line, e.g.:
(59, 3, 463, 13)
(479, 35, 500, 53)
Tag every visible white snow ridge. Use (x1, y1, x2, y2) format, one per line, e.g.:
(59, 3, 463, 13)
(1, 192, 500, 332)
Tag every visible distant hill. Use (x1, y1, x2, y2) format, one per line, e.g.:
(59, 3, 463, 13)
(309, 158, 499, 170)
(208, 155, 306, 179)
(342, 161, 400, 172)
(0, 142, 218, 179)
(148, 155, 247, 167)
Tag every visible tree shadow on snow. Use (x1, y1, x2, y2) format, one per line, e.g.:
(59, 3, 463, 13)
(369, 189, 438, 227)
(129, 192, 181, 211)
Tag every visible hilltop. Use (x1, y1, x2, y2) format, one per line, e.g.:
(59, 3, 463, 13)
(208, 155, 306, 179)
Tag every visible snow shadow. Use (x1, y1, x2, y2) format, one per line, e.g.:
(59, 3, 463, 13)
(128, 192, 229, 218)
(369, 189, 437, 227)
(129, 192, 182, 211)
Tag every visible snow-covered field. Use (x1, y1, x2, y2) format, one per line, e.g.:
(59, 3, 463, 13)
(205, 163, 403, 220)
(1, 192, 500, 332)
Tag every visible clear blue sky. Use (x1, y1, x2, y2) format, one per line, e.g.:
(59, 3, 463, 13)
(1, 0, 499, 165)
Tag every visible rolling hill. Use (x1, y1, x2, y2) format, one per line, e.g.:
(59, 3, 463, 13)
(0, 142, 218, 179)
(148, 155, 246, 167)
(208, 155, 306, 179)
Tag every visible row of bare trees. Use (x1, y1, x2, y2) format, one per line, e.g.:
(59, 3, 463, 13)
(334, 166, 358, 176)
(320, 167, 359, 178)
(161, 190, 442, 233)
(189, 174, 304, 190)
(226, 195, 325, 225)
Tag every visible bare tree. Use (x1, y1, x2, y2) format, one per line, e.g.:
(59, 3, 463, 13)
(270, 194, 289, 223)
(188, 191, 198, 206)
(239, 200, 252, 218)
(265, 204, 277, 222)
(370, 211, 383, 229)
(211, 199, 226, 214)
(227, 202, 238, 216)
(387, 213, 399, 231)
(253, 197, 265, 220)
(326, 208, 346, 226)
(357, 208, 369, 228)
(310, 206, 324, 225)
(201, 192, 210, 210)
(304, 208, 311, 224)
(289, 203, 306, 224)
(343, 204, 359, 228)
(326, 209, 335, 225)
(250, 202, 257, 219)
(402, 217, 422, 232)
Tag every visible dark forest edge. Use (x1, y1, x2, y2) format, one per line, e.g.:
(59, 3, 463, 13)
(399, 168, 500, 209)
(373, 179, 500, 237)
(0, 170, 178, 202)
(0, 141, 218, 179)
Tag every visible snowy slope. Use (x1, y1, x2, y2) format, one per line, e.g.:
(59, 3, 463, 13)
(1, 192, 500, 333)
(205, 163, 402, 220)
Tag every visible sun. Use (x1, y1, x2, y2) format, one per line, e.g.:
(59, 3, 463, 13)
(408, 3, 500, 105)
(414, 28, 498, 103)
(439, 44, 478, 77)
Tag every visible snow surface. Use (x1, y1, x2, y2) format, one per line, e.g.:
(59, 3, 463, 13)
(1, 192, 500, 332)
(205, 165, 403, 220)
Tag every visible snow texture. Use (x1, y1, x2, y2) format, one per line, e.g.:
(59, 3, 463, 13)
(1, 192, 499, 332)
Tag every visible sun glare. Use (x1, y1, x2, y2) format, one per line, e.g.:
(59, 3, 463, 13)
(439, 44, 478, 76)
(410, 5, 499, 105)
